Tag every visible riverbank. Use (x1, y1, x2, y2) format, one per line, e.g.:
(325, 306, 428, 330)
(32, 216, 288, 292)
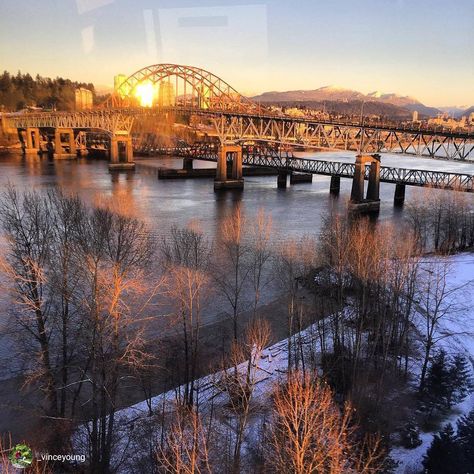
(0, 286, 333, 443)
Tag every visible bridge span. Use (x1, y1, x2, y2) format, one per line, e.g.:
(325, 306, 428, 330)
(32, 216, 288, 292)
(154, 143, 474, 208)
(4, 107, 474, 162)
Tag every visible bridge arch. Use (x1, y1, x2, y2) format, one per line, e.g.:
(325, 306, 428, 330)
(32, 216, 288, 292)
(107, 64, 256, 112)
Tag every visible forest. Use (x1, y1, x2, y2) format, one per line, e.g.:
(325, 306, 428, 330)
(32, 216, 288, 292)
(0, 185, 473, 473)
(0, 71, 98, 112)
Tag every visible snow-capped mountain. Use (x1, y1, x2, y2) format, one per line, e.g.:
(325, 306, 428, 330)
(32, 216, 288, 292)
(252, 86, 441, 117)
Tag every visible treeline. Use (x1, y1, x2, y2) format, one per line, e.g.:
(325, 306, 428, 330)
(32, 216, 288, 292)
(0, 71, 97, 111)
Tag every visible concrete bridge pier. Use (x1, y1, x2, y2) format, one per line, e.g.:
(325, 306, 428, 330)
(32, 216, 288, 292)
(366, 159, 381, 201)
(330, 176, 341, 195)
(54, 128, 76, 159)
(109, 135, 135, 170)
(349, 154, 381, 214)
(183, 157, 193, 171)
(24, 127, 41, 154)
(277, 170, 289, 188)
(214, 145, 244, 190)
(394, 183, 406, 207)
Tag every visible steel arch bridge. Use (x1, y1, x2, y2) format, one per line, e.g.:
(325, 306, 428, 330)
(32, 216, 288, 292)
(3, 63, 474, 161)
(105, 63, 256, 112)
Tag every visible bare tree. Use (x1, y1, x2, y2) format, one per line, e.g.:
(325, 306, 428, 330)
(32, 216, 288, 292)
(248, 209, 273, 320)
(275, 236, 317, 370)
(214, 206, 251, 341)
(161, 223, 212, 406)
(156, 406, 212, 474)
(416, 258, 467, 391)
(0, 186, 58, 415)
(266, 371, 384, 474)
(73, 199, 156, 473)
(216, 319, 271, 473)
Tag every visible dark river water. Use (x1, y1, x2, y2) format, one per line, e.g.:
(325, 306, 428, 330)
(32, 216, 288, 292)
(2, 150, 473, 237)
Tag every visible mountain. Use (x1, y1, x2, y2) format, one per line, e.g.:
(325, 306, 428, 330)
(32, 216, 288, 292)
(367, 92, 441, 116)
(367, 91, 419, 107)
(252, 86, 441, 118)
(461, 106, 474, 117)
(252, 86, 366, 103)
(438, 106, 470, 117)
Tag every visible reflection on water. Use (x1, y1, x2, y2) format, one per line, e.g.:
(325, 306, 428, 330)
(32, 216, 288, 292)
(1, 151, 474, 241)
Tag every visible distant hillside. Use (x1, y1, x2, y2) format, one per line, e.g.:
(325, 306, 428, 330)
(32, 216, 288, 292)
(0, 71, 96, 112)
(252, 86, 441, 118)
(461, 106, 474, 117)
(438, 106, 469, 117)
(253, 86, 366, 103)
(277, 100, 413, 119)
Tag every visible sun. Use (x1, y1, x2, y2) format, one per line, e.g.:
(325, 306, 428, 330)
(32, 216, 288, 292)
(134, 81, 156, 107)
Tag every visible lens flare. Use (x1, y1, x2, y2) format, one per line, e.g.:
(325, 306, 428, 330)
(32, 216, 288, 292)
(134, 81, 156, 107)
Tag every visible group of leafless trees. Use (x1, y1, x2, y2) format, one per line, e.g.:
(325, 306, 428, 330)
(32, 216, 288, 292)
(0, 187, 156, 472)
(406, 186, 474, 253)
(0, 185, 472, 473)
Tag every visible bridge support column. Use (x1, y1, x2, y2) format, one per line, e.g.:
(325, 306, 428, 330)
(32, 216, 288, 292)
(231, 147, 243, 180)
(277, 170, 288, 188)
(394, 183, 406, 207)
(290, 172, 312, 184)
(349, 154, 380, 214)
(330, 176, 340, 195)
(366, 159, 381, 201)
(54, 128, 76, 159)
(183, 157, 193, 171)
(109, 135, 135, 170)
(350, 156, 366, 202)
(214, 145, 244, 190)
(25, 127, 41, 154)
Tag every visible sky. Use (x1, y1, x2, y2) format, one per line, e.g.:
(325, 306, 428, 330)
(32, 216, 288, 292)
(0, 0, 473, 107)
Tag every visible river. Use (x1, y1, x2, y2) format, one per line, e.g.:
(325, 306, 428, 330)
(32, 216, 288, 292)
(2, 150, 473, 236)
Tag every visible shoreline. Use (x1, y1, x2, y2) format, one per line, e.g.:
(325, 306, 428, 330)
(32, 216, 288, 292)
(0, 286, 333, 443)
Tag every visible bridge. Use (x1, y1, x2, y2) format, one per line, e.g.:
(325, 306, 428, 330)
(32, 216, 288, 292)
(2, 63, 474, 211)
(152, 142, 474, 207)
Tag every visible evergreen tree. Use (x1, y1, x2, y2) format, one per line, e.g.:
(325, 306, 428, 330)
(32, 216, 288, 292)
(422, 349, 451, 412)
(422, 423, 463, 474)
(457, 409, 474, 471)
(400, 420, 422, 449)
(448, 354, 473, 407)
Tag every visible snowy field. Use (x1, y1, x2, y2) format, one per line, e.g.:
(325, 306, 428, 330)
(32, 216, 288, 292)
(77, 252, 474, 472)
(391, 253, 474, 473)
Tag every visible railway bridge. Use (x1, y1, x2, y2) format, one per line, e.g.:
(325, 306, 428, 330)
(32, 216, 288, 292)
(154, 142, 474, 208)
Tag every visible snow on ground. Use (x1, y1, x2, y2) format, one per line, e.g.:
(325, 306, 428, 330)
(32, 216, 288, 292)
(391, 253, 474, 474)
(75, 253, 474, 472)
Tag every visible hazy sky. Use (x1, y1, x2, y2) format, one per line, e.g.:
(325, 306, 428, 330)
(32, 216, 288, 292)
(1, 0, 473, 106)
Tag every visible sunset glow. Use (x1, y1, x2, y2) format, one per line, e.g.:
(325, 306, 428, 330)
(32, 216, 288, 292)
(134, 81, 156, 107)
